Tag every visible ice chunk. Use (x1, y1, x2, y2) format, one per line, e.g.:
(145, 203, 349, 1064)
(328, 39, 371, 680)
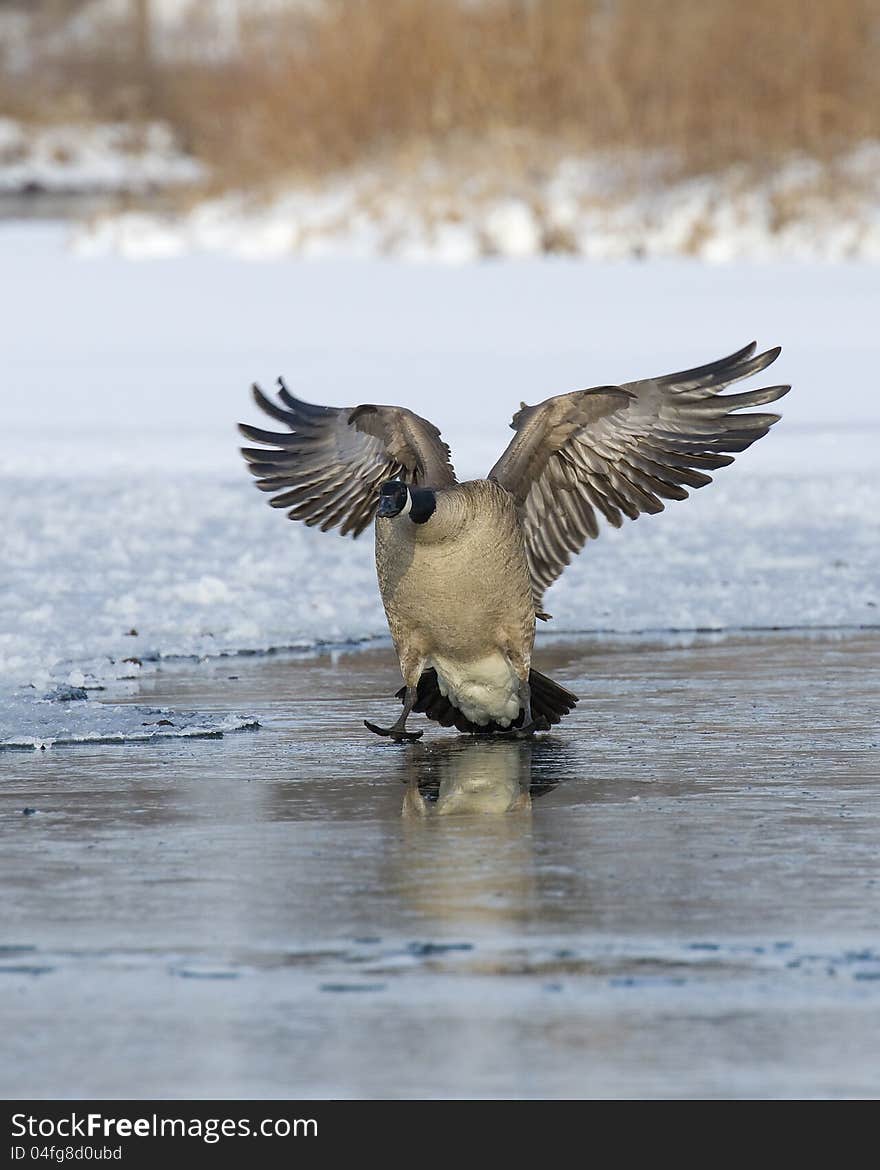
(0, 692, 259, 752)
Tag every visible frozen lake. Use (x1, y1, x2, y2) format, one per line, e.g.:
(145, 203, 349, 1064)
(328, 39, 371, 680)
(1, 223, 878, 1097)
(2, 633, 879, 1098)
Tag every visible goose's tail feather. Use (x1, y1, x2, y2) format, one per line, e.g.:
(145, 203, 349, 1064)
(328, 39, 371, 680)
(528, 668, 579, 725)
(395, 667, 578, 735)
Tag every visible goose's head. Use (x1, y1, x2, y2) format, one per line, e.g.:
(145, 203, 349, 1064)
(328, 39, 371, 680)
(377, 480, 436, 524)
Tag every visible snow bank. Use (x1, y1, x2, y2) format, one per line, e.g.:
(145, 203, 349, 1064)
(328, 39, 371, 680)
(75, 145, 880, 262)
(0, 119, 203, 196)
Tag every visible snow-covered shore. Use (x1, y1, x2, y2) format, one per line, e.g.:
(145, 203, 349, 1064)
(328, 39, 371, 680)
(75, 144, 880, 263)
(3, 116, 880, 261)
(0, 118, 202, 197)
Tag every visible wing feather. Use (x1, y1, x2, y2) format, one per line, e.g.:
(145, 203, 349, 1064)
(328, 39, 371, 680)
(239, 379, 456, 537)
(489, 343, 789, 613)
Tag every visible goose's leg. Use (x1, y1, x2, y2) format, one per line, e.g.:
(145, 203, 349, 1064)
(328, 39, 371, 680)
(365, 651, 425, 742)
(364, 684, 423, 742)
(509, 675, 549, 739)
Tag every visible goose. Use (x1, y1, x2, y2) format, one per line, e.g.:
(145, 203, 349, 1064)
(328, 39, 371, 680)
(239, 341, 788, 742)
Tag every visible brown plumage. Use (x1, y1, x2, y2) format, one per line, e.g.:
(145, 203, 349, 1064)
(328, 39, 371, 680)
(239, 342, 788, 740)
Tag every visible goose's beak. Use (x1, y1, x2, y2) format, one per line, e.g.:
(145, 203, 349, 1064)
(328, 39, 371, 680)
(377, 496, 400, 518)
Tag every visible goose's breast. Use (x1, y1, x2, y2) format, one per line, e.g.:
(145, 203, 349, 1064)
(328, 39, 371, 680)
(382, 533, 525, 654)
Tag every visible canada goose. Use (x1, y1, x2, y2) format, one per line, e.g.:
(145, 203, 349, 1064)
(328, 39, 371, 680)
(239, 341, 788, 741)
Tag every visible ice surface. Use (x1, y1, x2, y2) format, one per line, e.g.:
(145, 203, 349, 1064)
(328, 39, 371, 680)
(1, 223, 878, 745)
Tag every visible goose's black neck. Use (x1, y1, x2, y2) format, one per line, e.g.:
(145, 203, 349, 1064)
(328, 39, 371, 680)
(409, 487, 437, 524)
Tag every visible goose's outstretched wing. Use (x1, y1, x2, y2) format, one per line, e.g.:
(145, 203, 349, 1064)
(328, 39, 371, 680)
(489, 342, 789, 614)
(239, 379, 456, 536)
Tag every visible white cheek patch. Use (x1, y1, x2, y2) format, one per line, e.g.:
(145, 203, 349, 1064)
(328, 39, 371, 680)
(400, 490, 412, 517)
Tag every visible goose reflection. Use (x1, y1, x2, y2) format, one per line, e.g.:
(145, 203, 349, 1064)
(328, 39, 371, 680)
(401, 737, 560, 817)
(392, 738, 562, 928)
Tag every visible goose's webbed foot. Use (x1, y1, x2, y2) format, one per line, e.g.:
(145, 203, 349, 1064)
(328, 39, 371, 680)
(364, 718, 423, 743)
(365, 683, 423, 742)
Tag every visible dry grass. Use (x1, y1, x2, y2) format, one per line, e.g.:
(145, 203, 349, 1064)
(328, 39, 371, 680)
(3, 0, 880, 189)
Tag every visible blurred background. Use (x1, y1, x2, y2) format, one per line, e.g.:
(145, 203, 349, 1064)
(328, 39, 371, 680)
(2, 0, 880, 258)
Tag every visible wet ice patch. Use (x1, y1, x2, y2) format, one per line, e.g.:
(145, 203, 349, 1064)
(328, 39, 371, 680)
(170, 967, 242, 981)
(345, 935, 880, 993)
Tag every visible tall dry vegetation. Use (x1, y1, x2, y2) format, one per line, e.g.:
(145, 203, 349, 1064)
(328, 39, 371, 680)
(4, 0, 880, 188)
